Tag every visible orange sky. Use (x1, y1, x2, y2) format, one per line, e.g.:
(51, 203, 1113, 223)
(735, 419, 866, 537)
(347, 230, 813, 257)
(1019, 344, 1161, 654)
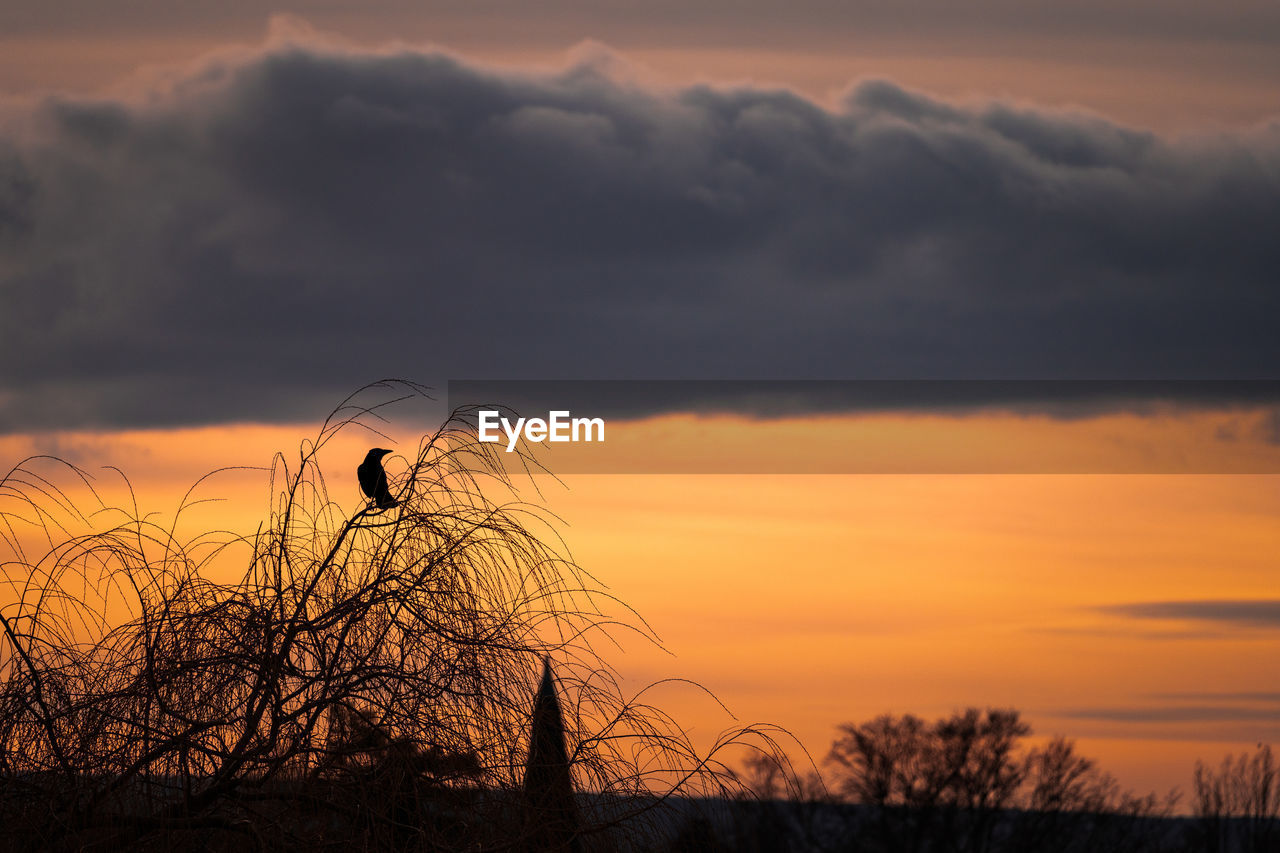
(541, 466, 1280, 796)
(3, 9, 1278, 812)
(3, 412, 1277, 800)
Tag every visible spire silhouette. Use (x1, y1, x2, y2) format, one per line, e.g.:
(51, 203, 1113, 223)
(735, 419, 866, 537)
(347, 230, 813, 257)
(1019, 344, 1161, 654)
(523, 657, 581, 853)
(357, 448, 398, 509)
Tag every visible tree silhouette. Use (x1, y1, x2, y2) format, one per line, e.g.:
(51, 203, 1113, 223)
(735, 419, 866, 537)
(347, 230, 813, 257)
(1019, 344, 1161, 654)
(0, 381, 780, 852)
(826, 708, 1029, 852)
(1193, 744, 1280, 853)
(825, 709, 1178, 853)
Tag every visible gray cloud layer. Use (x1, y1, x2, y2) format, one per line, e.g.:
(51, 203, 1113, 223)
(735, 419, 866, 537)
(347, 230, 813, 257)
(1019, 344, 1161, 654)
(2, 41, 1279, 431)
(1058, 704, 1280, 724)
(1102, 601, 1280, 628)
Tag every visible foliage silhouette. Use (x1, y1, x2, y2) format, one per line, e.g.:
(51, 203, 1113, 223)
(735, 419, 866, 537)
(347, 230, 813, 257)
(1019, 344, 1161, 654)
(825, 708, 1180, 853)
(0, 380, 783, 852)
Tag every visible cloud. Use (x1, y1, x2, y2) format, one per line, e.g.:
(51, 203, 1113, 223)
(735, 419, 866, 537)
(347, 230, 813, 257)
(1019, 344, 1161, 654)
(1056, 687, 1280, 732)
(2, 39, 1280, 432)
(1029, 625, 1232, 641)
(1100, 601, 1280, 629)
(1057, 704, 1280, 724)
(1148, 691, 1280, 703)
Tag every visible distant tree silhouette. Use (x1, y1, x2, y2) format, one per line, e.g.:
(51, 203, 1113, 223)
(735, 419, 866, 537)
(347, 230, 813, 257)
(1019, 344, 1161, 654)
(736, 751, 794, 801)
(1013, 735, 1177, 853)
(825, 709, 1177, 853)
(1193, 744, 1280, 853)
(826, 708, 1028, 852)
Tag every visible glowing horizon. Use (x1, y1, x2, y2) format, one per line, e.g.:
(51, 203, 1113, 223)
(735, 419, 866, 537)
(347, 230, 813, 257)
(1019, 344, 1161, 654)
(3, 410, 1276, 800)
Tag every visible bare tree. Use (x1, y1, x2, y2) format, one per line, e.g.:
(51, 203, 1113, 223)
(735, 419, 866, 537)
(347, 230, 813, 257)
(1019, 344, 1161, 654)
(825, 709, 1029, 853)
(0, 381, 781, 852)
(1193, 744, 1280, 853)
(1012, 736, 1179, 853)
(735, 751, 803, 802)
(824, 710, 1177, 853)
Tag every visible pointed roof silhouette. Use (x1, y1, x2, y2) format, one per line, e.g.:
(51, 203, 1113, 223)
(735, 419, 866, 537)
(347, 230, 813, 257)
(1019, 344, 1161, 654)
(522, 657, 581, 853)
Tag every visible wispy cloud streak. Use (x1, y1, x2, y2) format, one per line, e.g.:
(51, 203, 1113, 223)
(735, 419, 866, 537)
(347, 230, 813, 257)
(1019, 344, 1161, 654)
(1101, 601, 1280, 628)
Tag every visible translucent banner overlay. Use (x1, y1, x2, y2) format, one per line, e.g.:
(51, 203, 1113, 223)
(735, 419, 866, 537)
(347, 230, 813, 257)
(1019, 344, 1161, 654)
(446, 380, 1280, 473)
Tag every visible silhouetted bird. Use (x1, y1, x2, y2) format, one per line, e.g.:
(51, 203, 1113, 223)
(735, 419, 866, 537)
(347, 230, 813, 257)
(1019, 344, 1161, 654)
(357, 448, 398, 509)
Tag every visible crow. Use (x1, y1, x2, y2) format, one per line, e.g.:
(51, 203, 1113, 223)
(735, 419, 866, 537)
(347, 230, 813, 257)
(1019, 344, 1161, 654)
(357, 448, 398, 509)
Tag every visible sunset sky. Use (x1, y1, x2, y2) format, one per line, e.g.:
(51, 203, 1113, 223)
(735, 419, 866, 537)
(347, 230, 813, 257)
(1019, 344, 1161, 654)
(2, 1, 1279, 800)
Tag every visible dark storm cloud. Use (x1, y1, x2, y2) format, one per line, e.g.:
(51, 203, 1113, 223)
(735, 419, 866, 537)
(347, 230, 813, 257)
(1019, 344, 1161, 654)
(1101, 601, 1280, 629)
(2, 40, 1279, 432)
